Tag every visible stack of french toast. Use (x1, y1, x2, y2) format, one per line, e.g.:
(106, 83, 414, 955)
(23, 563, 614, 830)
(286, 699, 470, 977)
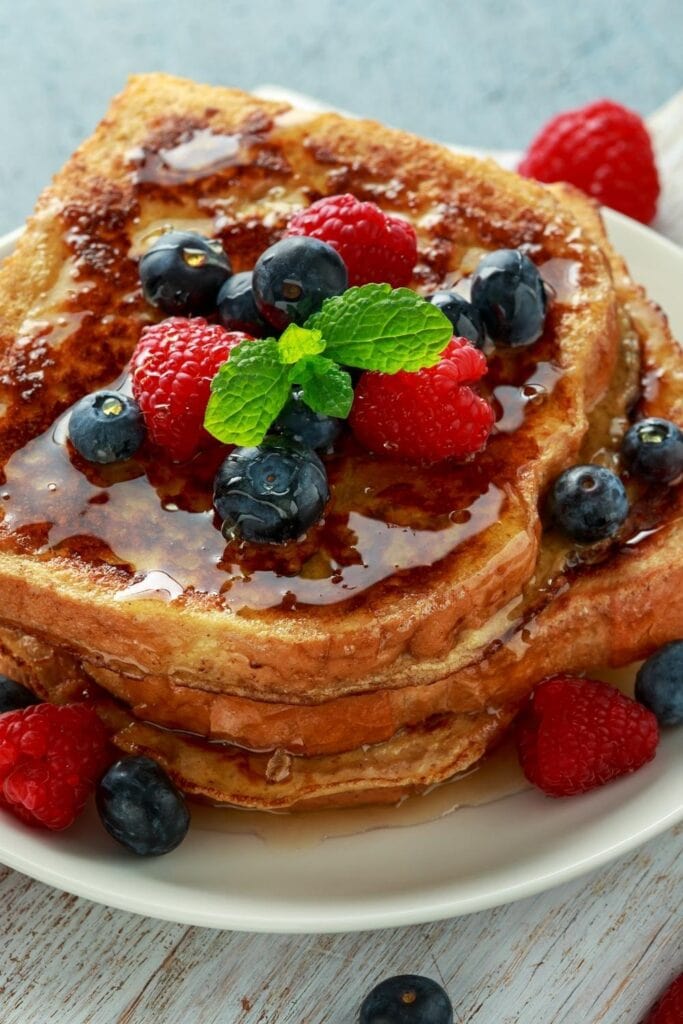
(0, 73, 680, 810)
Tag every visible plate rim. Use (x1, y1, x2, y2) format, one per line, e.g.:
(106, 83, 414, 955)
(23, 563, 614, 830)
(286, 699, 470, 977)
(0, 211, 681, 934)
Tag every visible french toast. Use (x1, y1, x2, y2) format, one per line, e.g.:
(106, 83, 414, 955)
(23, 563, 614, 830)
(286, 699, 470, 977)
(0, 73, 681, 810)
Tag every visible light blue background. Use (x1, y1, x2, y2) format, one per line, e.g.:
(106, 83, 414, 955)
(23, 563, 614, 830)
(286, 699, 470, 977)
(0, 0, 681, 234)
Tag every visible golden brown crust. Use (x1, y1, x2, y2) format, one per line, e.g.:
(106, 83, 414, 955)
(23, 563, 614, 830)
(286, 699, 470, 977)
(0, 73, 621, 698)
(0, 75, 681, 808)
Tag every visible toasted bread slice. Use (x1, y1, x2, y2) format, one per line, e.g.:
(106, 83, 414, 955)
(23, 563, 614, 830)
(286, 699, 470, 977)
(0, 76, 681, 809)
(0, 73, 621, 703)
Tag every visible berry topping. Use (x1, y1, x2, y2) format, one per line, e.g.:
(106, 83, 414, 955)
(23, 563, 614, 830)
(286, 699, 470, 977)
(68, 390, 145, 464)
(96, 755, 189, 856)
(427, 290, 483, 347)
(359, 976, 453, 1024)
(519, 99, 660, 225)
(252, 236, 348, 331)
(349, 337, 493, 463)
(550, 464, 629, 543)
(471, 248, 547, 347)
(285, 193, 417, 288)
(0, 703, 110, 830)
(213, 436, 329, 544)
(139, 230, 231, 316)
(635, 641, 683, 726)
(644, 973, 683, 1024)
(217, 270, 267, 335)
(273, 387, 342, 452)
(131, 317, 253, 462)
(516, 675, 659, 797)
(0, 676, 39, 715)
(621, 417, 683, 484)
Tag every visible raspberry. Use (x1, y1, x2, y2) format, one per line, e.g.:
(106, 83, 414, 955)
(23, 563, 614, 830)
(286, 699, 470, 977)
(644, 973, 683, 1024)
(516, 676, 659, 797)
(349, 337, 493, 463)
(518, 99, 659, 224)
(131, 318, 253, 462)
(0, 703, 110, 830)
(285, 193, 418, 288)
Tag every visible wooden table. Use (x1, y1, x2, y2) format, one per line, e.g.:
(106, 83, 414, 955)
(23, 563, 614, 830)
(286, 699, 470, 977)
(1, 827, 681, 1023)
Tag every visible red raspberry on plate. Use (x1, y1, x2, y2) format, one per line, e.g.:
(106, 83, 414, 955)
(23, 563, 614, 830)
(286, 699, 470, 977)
(518, 99, 659, 224)
(516, 675, 659, 797)
(285, 193, 418, 288)
(349, 337, 493, 463)
(131, 318, 253, 462)
(0, 703, 110, 830)
(644, 973, 683, 1024)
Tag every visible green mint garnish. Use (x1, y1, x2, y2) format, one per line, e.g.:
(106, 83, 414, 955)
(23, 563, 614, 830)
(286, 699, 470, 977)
(305, 283, 452, 373)
(277, 323, 325, 363)
(204, 284, 453, 447)
(294, 356, 354, 418)
(204, 338, 290, 447)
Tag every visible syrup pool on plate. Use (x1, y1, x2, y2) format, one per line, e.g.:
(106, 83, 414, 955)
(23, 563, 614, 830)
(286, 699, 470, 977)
(190, 737, 529, 850)
(189, 662, 640, 850)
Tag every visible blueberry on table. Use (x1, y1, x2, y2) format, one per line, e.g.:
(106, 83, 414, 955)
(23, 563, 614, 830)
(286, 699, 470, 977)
(96, 756, 190, 856)
(217, 270, 267, 335)
(471, 248, 547, 347)
(0, 675, 39, 714)
(139, 230, 231, 316)
(68, 391, 145, 464)
(635, 641, 683, 725)
(427, 290, 484, 347)
(214, 437, 330, 544)
(359, 975, 453, 1024)
(550, 464, 629, 543)
(252, 236, 348, 330)
(621, 417, 683, 484)
(273, 388, 342, 452)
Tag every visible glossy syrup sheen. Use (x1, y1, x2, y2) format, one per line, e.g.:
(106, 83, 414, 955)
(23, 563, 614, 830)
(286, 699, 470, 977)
(0, 120, 577, 614)
(0, 336, 566, 613)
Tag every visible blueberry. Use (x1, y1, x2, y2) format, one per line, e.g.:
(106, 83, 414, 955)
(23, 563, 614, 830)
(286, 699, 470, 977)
(139, 230, 231, 315)
(214, 436, 330, 544)
(359, 975, 453, 1024)
(272, 388, 342, 452)
(550, 464, 629, 543)
(252, 236, 348, 331)
(621, 417, 683, 484)
(97, 756, 190, 856)
(471, 248, 547, 347)
(0, 675, 39, 714)
(217, 271, 267, 335)
(635, 641, 683, 725)
(427, 290, 483, 347)
(68, 391, 145, 464)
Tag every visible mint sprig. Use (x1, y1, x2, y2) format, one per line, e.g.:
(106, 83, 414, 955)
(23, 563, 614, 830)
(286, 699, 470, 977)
(278, 323, 325, 363)
(204, 284, 452, 447)
(295, 356, 354, 418)
(204, 338, 290, 447)
(306, 284, 451, 373)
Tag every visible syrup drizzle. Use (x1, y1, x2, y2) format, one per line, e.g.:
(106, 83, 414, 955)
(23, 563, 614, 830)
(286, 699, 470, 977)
(128, 129, 250, 186)
(187, 663, 639, 849)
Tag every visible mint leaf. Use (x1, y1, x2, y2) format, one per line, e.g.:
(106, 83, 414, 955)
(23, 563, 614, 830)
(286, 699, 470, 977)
(277, 324, 325, 364)
(204, 339, 290, 447)
(293, 356, 354, 418)
(305, 283, 452, 373)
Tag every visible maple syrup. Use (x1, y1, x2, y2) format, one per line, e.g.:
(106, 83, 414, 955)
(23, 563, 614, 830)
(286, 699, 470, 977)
(0, 105, 648, 624)
(187, 662, 640, 848)
(189, 737, 529, 849)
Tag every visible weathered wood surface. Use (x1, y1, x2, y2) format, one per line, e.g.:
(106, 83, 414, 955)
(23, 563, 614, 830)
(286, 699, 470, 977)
(1, 825, 680, 1023)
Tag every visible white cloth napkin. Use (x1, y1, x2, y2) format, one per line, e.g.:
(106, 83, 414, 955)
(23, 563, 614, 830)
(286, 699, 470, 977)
(254, 85, 683, 246)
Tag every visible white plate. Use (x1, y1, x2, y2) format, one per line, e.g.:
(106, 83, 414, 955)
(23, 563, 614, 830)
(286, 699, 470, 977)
(0, 210, 681, 934)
